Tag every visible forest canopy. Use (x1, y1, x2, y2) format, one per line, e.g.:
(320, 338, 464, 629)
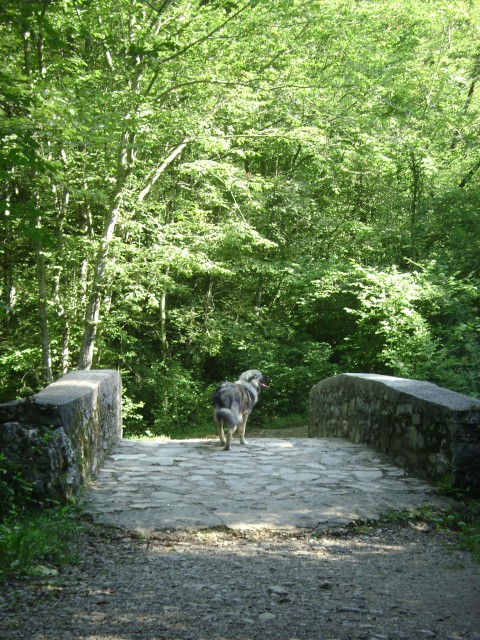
(1, 0, 479, 437)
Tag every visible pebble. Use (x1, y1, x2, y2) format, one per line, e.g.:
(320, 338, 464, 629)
(258, 612, 276, 622)
(268, 585, 290, 595)
(1, 529, 479, 640)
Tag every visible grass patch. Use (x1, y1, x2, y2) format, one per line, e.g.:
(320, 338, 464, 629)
(125, 414, 309, 441)
(0, 451, 87, 581)
(254, 414, 308, 430)
(0, 502, 85, 581)
(349, 500, 480, 562)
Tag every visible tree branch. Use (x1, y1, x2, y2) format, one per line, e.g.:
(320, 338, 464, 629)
(138, 138, 189, 201)
(145, 1, 252, 95)
(458, 157, 480, 189)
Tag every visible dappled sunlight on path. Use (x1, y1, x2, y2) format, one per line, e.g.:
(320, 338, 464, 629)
(85, 437, 449, 534)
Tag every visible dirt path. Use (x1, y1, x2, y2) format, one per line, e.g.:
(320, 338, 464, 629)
(1, 523, 479, 640)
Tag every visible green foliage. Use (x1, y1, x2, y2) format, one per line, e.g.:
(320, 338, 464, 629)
(0, 504, 84, 580)
(1, 0, 480, 435)
(303, 261, 480, 396)
(0, 456, 84, 581)
(0, 454, 35, 520)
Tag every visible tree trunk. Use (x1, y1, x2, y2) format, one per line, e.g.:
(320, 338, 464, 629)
(77, 171, 127, 369)
(255, 272, 264, 312)
(159, 271, 169, 413)
(78, 54, 143, 369)
(409, 151, 421, 263)
(458, 157, 480, 189)
(35, 217, 53, 385)
(203, 275, 214, 330)
(78, 132, 188, 369)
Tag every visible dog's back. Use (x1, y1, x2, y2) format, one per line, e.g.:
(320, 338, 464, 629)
(213, 369, 268, 450)
(212, 381, 255, 427)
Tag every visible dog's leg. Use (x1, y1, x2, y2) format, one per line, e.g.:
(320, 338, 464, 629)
(216, 420, 226, 447)
(238, 415, 248, 445)
(224, 425, 237, 451)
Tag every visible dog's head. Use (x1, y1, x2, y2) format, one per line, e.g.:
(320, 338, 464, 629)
(238, 369, 269, 392)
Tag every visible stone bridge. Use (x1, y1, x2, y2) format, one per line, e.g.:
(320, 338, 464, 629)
(1, 370, 479, 533)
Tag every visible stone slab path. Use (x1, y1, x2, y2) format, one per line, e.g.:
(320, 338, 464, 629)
(85, 437, 448, 534)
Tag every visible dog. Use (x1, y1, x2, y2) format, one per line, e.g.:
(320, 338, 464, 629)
(212, 369, 269, 450)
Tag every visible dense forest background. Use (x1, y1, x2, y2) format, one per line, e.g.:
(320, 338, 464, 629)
(1, 0, 479, 437)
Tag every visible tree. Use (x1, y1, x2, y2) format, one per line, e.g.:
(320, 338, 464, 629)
(1, 0, 479, 430)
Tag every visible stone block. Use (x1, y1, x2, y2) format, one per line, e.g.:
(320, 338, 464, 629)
(0, 422, 78, 502)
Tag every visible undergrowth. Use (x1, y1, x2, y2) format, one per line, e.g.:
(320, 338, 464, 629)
(349, 499, 480, 563)
(126, 413, 309, 440)
(0, 454, 85, 581)
(0, 504, 85, 580)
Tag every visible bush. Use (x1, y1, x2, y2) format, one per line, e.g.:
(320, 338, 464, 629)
(332, 262, 480, 396)
(0, 454, 34, 521)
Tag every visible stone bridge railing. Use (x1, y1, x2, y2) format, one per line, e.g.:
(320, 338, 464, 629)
(309, 373, 480, 495)
(3, 370, 479, 502)
(0, 370, 122, 502)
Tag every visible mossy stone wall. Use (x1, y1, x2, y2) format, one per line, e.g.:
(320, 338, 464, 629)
(309, 373, 480, 494)
(0, 370, 122, 501)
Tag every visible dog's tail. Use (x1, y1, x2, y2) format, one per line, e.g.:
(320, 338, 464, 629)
(215, 408, 242, 427)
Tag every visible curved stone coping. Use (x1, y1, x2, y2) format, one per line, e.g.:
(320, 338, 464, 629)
(347, 373, 480, 413)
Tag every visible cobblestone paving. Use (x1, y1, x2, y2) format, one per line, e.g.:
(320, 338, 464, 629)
(85, 437, 448, 533)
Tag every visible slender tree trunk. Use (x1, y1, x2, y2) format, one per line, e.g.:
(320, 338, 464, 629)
(53, 183, 71, 374)
(60, 324, 70, 375)
(77, 168, 129, 369)
(458, 157, 480, 189)
(35, 217, 53, 385)
(203, 275, 213, 330)
(138, 139, 189, 202)
(24, 10, 51, 384)
(75, 4, 235, 370)
(78, 131, 188, 369)
(409, 151, 421, 263)
(160, 270, 169, 366)
(78, 194, 93, 314)
(1, 192, 14, 329)
(159, 270, 169, 412)
(78, 50, 143, 369)
(255, 272, 264, 313)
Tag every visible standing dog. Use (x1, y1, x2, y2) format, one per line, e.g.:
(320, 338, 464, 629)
(212, 369, 269, 450)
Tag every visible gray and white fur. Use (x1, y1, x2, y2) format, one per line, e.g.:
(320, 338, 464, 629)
(212, 369, 269, 451)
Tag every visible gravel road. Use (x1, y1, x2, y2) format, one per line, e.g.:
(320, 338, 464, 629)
(1, 523, 479, 640)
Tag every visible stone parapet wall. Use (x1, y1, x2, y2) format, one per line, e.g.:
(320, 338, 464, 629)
(309, 373, 480, 494)
(0, 370, 122, 502)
